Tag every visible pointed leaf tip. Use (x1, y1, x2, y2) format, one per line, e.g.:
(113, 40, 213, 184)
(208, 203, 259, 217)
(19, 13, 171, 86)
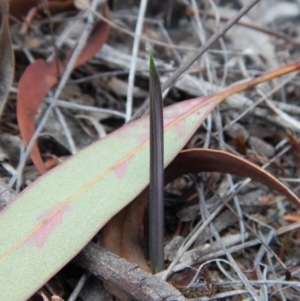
(149, 52, 162, 106)
(148, 51, 160, 82)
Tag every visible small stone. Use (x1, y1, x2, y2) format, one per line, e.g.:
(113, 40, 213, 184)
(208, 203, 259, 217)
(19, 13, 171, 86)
(248, 136, 275, 157)
(225, 123, 249, 141)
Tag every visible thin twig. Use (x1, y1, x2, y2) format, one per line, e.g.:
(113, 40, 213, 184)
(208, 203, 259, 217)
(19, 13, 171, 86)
(84, 3, 197, 51)
(172, 219, 300, 275)
(132, 0, 260, 120)
(160, 203, 225, 280)
(74, 243, 186, 301)
(214, 108, 246, 253)
(190, 289, 253, 301)
(194, 181, 259, 300)
(190, 0, 213, 149)
(224, 73, 297, 129)
(53, 106, 77, 154)
(166, 146, 292, 276)
(9, 0, 101, 187)
(197, 8, 300, 47)
(67, 272, 89, 301)
(44, 98, 126, 119)
(125, 0, 148, 122)
(157, 21, 182, 64)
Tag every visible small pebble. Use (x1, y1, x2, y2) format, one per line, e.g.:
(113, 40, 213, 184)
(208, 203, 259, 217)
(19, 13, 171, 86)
(249, 136, 275, 157)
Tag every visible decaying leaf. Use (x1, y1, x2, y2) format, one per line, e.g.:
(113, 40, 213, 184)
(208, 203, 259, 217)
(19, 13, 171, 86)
(17, 5, 110, 174)
(102, 148, 300, 278)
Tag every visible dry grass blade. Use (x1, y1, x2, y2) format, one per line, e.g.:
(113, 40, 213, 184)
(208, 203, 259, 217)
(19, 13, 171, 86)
(0, 0, 13, 117)
(125, 0, 148, 121)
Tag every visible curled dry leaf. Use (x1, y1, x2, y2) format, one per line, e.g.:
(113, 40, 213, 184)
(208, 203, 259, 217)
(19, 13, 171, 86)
(17, 5, 110, 174)
(100, 62, 300, 280)
(102, 148, 300, 279)
(165, 149, 299, 200)
(0, 0, 14, 117)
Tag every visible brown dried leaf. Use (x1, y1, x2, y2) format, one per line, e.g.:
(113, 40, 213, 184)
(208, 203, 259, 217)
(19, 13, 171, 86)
(17, 5, 110, 174)
(165, 149, 298, 202)
(102, 148, 299, 287)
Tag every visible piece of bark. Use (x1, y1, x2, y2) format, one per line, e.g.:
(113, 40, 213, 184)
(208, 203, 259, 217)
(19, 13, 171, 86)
(74, 243, 186, 301)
